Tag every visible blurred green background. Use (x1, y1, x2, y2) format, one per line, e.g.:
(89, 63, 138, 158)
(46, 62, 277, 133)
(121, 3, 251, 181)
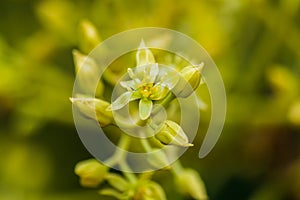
(0, 0, 300, 199)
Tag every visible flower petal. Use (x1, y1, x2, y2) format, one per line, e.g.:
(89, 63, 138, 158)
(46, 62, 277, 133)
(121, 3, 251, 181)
(139, 98, 153, 120)
(136, 64, 159, 83)
(157, 68, 179, 89)
(163, 74, 179, 89)
(110, 91, 132, 110)
(120, 80, 139, 90)
(147, 63, 159, 83)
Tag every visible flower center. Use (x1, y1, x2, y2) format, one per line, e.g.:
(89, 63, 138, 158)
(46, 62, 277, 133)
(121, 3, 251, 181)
(139, 83, 158, 99)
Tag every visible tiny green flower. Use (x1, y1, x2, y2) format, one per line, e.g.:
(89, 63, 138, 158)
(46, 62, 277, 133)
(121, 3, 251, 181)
(175, 168, 208, 200)
(109, 63, 169, 120)
(108, 41, 177, 120)
(155, 120, 193, 147)
(75, 159, 108, 188)
(173, 63, 204, 98)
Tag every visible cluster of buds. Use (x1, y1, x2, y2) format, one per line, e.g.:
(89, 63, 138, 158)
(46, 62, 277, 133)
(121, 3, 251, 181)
(75, 159, 166, 200)
(71, 20, 207, 200)
(72, 36, 204, 146)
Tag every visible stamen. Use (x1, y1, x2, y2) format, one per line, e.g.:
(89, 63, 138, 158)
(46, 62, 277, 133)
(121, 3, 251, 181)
(127, 68, 136, 79)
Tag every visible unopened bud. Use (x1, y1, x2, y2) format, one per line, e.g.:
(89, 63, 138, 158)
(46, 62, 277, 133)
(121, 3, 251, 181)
(135, 181, 166, 200)
(173, 63, 204, 98)
(72, 50, 103, 95)
(155, 120, 193, 147)
(105, 173, 129, 192)
(70, 97, 113, 127)
(78, 19, 101, 53)
(136, 40, 155, 66)
(175, 168, 208, 200)
(75, 159, 108, 188)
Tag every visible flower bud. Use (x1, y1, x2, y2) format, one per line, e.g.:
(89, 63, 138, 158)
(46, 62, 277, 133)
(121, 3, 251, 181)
(135, 181, 166, 200)
(74, 159, 108, 188)
(70, 97, 113, 127)
(173, 63, 204, 98)
(175, 168, 208, 200)
(72, 50, 103, 96)
(105, 173, 129, 192)
(78, 19, 101, 53)
(155, 120, 193, 147)
(136, 40, 155, 66)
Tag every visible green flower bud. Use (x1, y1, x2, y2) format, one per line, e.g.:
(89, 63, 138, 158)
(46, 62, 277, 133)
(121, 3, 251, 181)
(173, 63, 204, 98)
(78, 19, 101, 53)
(72, 50, 104, 96)
(70, 97, 113, 127)
(75, 159, 108, 188)
(175, 168, 208, 200)
(155, 120, 193, 147)
(136, 40, 155, 66)
(105, 173, 129, 192)
(135, 181, 166, 200)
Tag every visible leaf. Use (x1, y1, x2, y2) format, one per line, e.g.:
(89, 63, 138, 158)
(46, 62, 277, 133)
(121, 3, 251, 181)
(109, 91, 132, 111)
(139, 98, 153, 120)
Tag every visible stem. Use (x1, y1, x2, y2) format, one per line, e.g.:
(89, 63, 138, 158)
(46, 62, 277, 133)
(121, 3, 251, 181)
(104, 134, 137, 183)
(139, 132, 152, 153)
(152, 92, 175, 115)
(171, 160, 184, 176)
(105, 133, 130, 166)
(119, 161, 137, 183)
